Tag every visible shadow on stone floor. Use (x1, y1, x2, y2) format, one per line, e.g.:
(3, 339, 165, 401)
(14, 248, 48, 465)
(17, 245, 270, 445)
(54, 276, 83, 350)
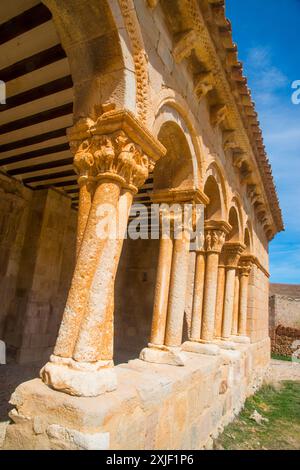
(0, 362, 43, 423)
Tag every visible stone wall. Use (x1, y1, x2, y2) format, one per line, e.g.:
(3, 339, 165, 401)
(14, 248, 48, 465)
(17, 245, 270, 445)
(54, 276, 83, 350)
(0, 178, 77, 363)
(271, 325, 300, 358)
(269, 283, 300, 356)
(3, 338, 270, 450)
(269, 284, 300, 329)
(0, 173, 32, 341)
(114, 238, 159, 364)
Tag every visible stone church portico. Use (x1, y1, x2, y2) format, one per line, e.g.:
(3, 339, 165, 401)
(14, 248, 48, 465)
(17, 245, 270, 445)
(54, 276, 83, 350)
(0, 0, 283, 449)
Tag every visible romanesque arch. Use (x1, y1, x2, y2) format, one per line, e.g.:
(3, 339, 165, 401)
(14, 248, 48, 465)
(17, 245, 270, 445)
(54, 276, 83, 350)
(42, 0, 138, 120)
(203, 162, 227, 221)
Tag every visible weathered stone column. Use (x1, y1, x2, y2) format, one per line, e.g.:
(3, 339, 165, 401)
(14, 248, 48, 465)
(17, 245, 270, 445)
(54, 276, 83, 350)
(164, 223, 191, 347)
(76, 177, 95, 257)
(141, 189, 207, 365)
(231, 274, 240, 336)
(148, 214, 173, 346)
(214, 253, 226, 339)
(237, 256, 253, 342)
(221, 242, 245, 341)
(190, 249, 206, 341)
(40, 109, 165, 396)
(183, 220, 230, 355)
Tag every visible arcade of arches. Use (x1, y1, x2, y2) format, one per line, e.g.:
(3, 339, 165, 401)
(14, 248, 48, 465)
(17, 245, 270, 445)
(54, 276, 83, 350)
(0, 0, 283, 450)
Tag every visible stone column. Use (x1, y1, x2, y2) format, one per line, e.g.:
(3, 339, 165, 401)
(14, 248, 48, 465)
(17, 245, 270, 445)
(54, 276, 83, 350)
(183, 220, 230, 355)
(190, 249, 206, 341)
(221, 242, 245, 342)
(231, 274, 240, 336)
(141, 189, 207, 365)
(148, 218, 173, 347)
(237, 257, 253, 342)
(214, 254, 226, 339)
(164, 224, 191, 347)
(40, 109, 165, 397)
(76, 176, 95, 257)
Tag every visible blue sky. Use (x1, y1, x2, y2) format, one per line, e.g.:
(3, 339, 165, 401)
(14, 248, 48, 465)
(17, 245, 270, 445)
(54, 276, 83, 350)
(227, 0, 300, 283)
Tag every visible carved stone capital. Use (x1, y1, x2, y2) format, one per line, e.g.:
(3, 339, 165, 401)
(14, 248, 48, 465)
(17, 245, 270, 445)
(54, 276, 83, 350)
(239, 255, 255, 277)
(204, 220, 231, 254)
(223, 242, 246, 268)
(68, 109, 166, 192)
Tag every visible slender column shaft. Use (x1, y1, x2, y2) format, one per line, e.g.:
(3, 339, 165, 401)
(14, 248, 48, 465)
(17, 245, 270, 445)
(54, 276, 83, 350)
(164, 229, 190, 347)
(76, 180, 94, 257)
(201, 252, 220, 342)
(74, 190, 134, 362)
(222, 267, 236, 339)
(150, 235, 173, 346)
(214, 265, 226, 338)
(190, 251, 206, 340)
(54, 179, 121, 358)
(231, 274, 240, 335)
(238, 273, 249, 336)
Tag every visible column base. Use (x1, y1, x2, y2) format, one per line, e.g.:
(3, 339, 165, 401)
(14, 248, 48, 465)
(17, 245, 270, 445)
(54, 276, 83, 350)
(214, 339, 238, 350)
(40, 355, 117, 397)
(181, 341, 220, 356)
(139, 344, 187, 366)
(230, 335, 251, 344)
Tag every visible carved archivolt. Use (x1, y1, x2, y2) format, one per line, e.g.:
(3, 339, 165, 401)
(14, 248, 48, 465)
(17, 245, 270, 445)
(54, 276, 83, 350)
(118, 0, 150, 126)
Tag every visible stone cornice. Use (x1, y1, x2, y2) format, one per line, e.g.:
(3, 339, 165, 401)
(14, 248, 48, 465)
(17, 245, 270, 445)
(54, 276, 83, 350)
(150, 188, 209, 205)
(204, 219, 232, 234)
(160, 0, 283, 239)
(198, 0, 284, 236)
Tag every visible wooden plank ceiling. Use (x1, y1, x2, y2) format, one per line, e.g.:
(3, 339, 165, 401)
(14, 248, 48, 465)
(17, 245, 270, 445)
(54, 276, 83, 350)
(0, 1, 153, 224)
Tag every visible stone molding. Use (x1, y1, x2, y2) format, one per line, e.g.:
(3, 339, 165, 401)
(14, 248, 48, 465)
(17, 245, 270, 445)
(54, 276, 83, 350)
(118, 0, 150, 125)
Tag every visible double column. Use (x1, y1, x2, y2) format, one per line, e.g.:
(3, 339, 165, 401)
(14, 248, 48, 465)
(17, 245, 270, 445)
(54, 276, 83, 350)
(183, 220, 231, 355)
(40, 109, 165, 397)
(221, 242, 246, 343)
(140, 189, 207, 366)
(236, 255, 253, 342)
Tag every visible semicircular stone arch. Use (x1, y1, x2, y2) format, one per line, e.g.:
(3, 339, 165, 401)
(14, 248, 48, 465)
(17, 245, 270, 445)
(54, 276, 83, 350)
(152, 104, 200, 190)
(43, 0, 137, 120)
(203, 162, 227, 220)
(226, 196, 244, 242)
(152, 90, 204, 183)
(244, 222, 253, 254)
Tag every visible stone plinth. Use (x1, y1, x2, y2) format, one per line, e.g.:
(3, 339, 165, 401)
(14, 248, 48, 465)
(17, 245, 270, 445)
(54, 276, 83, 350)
(3, 338, 270, 450)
